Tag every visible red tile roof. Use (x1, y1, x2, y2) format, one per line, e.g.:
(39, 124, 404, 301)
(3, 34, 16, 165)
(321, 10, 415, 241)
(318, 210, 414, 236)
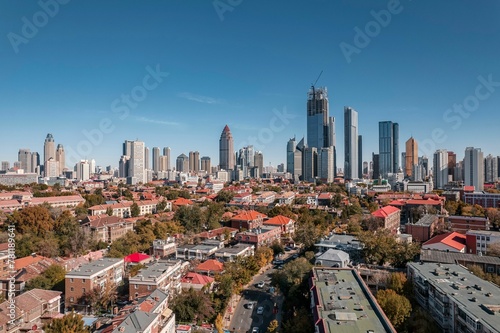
(196, 259, 224, 273)
(423, 232, 466, 251)
(15, 254, 50, 270)
(264, 215, 294, 226)
(172, 197, 194, 206)
(181, 272, 214, 285)
(406, 199, 442, 206)
(124, 252, 151, 263)
(231, 210, 267, 221)
(371, 206, 400, 218)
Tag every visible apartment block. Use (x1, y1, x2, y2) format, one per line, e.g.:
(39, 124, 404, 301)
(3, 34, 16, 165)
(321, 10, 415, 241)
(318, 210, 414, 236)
(465, 230, 500, 255)
(448, 216, 490, 234)
(407, 262, 500, 333)
(81, 215, 136, 244)
(65, 258, 124, 312)
(128, 260, 185, 300)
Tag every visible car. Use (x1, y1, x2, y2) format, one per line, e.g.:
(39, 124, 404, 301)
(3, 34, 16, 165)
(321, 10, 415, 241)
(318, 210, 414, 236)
(257, 281, 265, 288)
(291, 254, 298, 259)
(277, 265, 283, 270)
(246, 302, 254, 309)
(251, 327, 259, 333)
(256, 306, 264, 315)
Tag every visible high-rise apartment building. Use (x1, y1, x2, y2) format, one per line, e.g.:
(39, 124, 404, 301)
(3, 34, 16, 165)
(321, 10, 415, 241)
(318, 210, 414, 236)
(189, 151, 200, 173)
(76, 160, 90, 181)
(152, 147, 160, 173)
(378, 121, 399, 178)
(286, 137, 296, 174)
(176, 154, 189, 173)
(1, 161, 9, 171)
(56, 144, 65, 175)
(405, 137, 418, 178)
(144, 147, 150, 171)
(303, 147, 317, 183)
(319, 147, 334, 183)
(447, 151, 456, 182)
(18, 149, 31, 173)
(372, 153, 380, 180)
(126, 140, 145, 185)
(433, 149, 448, 189)
(163, 147, 171, 171)
(254, 151, 263, 177)
(200, 156, 211, 172)
(44, 133, 56, 176)
(464, 147, 484, 191)
(358, 135, 363, 178)
(485, 154, 498, 183)
(344, 106, 358, 180)
(219, 125, 235, 171)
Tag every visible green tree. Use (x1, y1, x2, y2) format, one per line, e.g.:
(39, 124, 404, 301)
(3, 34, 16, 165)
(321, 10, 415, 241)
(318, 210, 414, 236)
(26, 264, 66, 291)
(106, 207, 113, 216)
(387, 272, 407, 295)
(215, 190, 234, 203)
(129, 263, 146, 277)
(376, 289, 411, 329)
(171, 288, 215, 323)
(156, 199, 168, 212)
(130, 203, 140, 217)
(175, 205, 204, 233)
(44, 312, 89, 333)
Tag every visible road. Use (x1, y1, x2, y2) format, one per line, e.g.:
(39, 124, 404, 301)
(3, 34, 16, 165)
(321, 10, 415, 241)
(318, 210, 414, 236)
(227, 248, 298, 333)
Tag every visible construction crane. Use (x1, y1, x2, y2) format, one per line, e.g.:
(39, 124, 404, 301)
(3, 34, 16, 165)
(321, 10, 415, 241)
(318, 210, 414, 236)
(311, 70, 323, 88)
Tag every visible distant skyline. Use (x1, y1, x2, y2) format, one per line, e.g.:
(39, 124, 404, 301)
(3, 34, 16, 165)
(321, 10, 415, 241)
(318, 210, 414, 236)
(1, 1, 499, 169)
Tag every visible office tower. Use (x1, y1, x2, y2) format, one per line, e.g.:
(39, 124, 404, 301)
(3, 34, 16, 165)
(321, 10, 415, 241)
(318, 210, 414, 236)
(363, 161, 369, 176)
(378, 121, 399, 177)
(144, 147, 150, 170)
(372, 153, 380, 180)
(119, 156, 130, 178)
(123, 140, 133, 156)
(401, 152, 406, 175)
(152, 147, 160, 173)
(344, 106, 358, 180)
(455, 161, 464, 182)
(176, 154, 189, 173)
(18, 149, 31, 172)
(421, 156, 429, 178)
(30, 152, 40, 174)
(293, 138, 305, 182)
(328, 117, 337, 178)
(45, 158, 58, 177)
(485, 154, 498, 183)
(254, 151, 264, 177)
(303, 146, 318, 183)
(1, 161, 9, 171)
(447, 151, 456, 182)
(55, 144, 65, 175)
(76, 160, 90, 181)
(405, 137, 418, 178)
(188, 151, 200, 173)
(358, 135, 363, 178)
(307, 86, 329, 149)
(128, 140, 145, 184)
(277, 163, 285, 173)
(287, 137, 296, 174)
(163, 147, 171, 171)
(89, 159, 96, 176)
(464, 147, 484, 191)
(219, 125, 235, 171)
(159, 156, 169, 172)
(433, 150, 449, 189)
(498, 157, 500, 179)
(319, 147, 334, 183)
(201, 156, 211, 172)
(44, 133, 56, 176)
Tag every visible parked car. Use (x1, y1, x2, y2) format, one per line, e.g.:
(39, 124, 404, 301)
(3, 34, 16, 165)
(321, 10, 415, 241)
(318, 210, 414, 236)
(257, 281, 265, 288)
(246, 302, 254, 309)
(251, 327, 259, 333)
(256, 306, 264, 315)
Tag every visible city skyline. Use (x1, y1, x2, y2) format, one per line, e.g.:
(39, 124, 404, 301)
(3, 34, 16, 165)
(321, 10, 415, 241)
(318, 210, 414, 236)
(1, 1, 500, 169)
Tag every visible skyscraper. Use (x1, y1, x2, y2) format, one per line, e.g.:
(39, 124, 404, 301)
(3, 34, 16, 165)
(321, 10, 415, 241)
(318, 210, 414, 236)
(189, 151, 200, 173)
(286, 137, 296, 174)
(307, 87, 329, 149)
(144, 146, 150, 171)
(405, 137, 418, 178)
(128, 140, 145, 184)
(76, 160, 90, 181)
(56, 144, 65, 175)
(344, 106, 358, 180)
(372, 153, 380, 180)
(18, 149, 31, 173)
(152, 147, 160, 173)
(163, 147, 171, 171)
(484, 154, 498, 183)
(433, 149, 448, 189)
(254, 151, 263, 178)
(303, 147, 318, 183)
(378, 121, 399, 178)
(319, 147, 334, 183)
(447, 151, 456, 182)
(176, 154, 189, 172)
(44, 133, 56, 176)
(201, 156, 211, 172)
(1, 161, 9, 171)
(358, 135, 363, 178)
(219, 125, 235, 171)
(464, 147, 484, 191)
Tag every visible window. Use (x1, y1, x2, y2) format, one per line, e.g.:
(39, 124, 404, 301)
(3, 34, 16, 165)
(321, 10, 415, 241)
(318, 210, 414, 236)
(70, 297, 74, 302)
(70, 287, 74, 292)
(147, 285, 151, 290)
(82, 288, 86, 293)
(82, 279, 86, 283)
(135, 284, 138, 289)
(70, 278, 74, 283)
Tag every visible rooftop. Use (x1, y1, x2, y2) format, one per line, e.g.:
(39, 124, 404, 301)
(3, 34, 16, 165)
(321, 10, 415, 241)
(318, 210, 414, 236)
(408, 262, 500, 332)
(420, 249, 500, 265)
(66, 258, 123, 277)
(423, 232, 466, 251)
(129, 260, 181, 281)
(371, 206, 400, 218)
(310, 268, 396, 333)
(412, 214, 439, 226)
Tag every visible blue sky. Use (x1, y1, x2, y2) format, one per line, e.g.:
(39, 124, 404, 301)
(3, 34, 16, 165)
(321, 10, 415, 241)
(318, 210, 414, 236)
(1, 0, 499, 170)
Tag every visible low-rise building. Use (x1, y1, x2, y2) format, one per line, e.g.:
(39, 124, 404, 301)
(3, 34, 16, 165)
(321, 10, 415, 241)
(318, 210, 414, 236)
(315, 249, 350, 268)
(407, 262, 500, 333)
(277, 191, 295, 205)
(214, 243, 254, 262)
(234, 226, 281, 249)
(422, 232, 467, 253)
(371, 206, 401, 234)
(448, 215, 490, 234)
(420, 249, 500, 275)
(230, 210, 267, 230)
(88, 200, 159, 218)
(180, 272, 214, 291)
(65, 258, 124, 312)
(151, 238, 177, 258)
(464, 191, 500, 208)
(405, 214, 445, 243)
(128, 260, 184, 300)
(465, 230, 500, 255)
(81, 215, 136, 244)
(263, 215, 296, 235)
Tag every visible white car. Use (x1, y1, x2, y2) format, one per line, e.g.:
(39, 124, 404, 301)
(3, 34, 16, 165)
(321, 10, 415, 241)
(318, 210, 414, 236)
(256, 306, 264, 315)
(257, 281, 265, 288)
(246, 302, 254, 309)
(251, 327, 259, 333)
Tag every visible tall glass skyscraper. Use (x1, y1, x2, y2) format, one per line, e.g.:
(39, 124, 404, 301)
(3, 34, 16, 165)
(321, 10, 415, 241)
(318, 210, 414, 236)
(378, 121, 399, 178)
(344, 106, 358, 180)
(219, 125, 235, 171)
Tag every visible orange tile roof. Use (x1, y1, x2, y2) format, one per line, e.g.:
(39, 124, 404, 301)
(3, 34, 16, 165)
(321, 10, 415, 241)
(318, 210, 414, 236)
(423, 232, 466, 251)
(231, 210, 267, 221)
(406, 199, 442, 205)
(195, 259, 224, 272)
(172, 197, 194, 206)
(15, 254, 49, 270)
(371, 206, 400, 218)
(181, 272, 214, 285)
(264, 215, 294, 226)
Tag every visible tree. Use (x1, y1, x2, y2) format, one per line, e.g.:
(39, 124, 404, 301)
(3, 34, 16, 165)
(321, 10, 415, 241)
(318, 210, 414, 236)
(175, 205, 204, 233)
(130, 203, 140, 217)
(106, 207, 113, 216)
(487, 242, 500, 256)
(376, 289, 411, 329)
(294, 220, 320, 249)
(8, 206, 54, 236)
(156, 199, 168, 212)
(387, 272, 407, 295)
(26, 264, 66, 291)
(214, 313, 224, 333)
(267, 319, 279, 333)
(486, 208, 500, 229)
(171, 288, 215, 323)
(129, 263, 146, 277)
(44, 312, 89, 333)
(215, 190, 234, 203)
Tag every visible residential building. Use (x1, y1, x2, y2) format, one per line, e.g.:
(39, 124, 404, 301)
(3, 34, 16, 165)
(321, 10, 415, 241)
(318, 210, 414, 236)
(214, 243, 254, 262)
(405, 215, 444, 243)
(309, 267, 396, 333)
(234, 226, 281, 249)
(405, 137, 418, 178)
(200, 156, 211, 172)
(256, 191, 275, 204)
(81, 215, 136, 244)
(263, 215, 296, 235)
(465, 230, 500, 255)
(188, 151, 199, 173)
(433, 149, 449, 189)
(464, 147, 484, 191)
(318, 146, 334, 183)
(152, 147, 160, 173)
(464, 191, 500, 208)
(448, 151, 456, 182)
(422, 232, 467, 253)
(65, 258, 124, 312)
(229, 210, 267, 230)
(303, 146, 318, 183)
(150, 238, 177, 258)
(448, 215, 490, 233)
(344, 106, 358, 180)
(485, 154, 498, 183)
(371, 206, 401, 234)
(219, 125, 235, 171)
(180, 272, 214, 291)
(128, 140, 145, 185)
(176, 154, 189, 173)
(76, 159, 90, 181)
(128, 260, 184, 300)
(314, 249, 350, 268)
(88, 200, 159, 218)
(194, 259, 224, 276)
(358, 134, 363, 178)
(419, 249, 500, 275)
(378, 121, 399, 178)
(175, 242, 219, 261)
(407, 262, 500, 333)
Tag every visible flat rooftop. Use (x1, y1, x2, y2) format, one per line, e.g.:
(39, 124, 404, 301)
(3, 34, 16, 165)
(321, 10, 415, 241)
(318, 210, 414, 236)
(66, 258, 123, 277)
(408, 262, 500, 331)
(311, 268, 395, 333)
(412, 214, 438, 226)
(130, 260, 181, 281)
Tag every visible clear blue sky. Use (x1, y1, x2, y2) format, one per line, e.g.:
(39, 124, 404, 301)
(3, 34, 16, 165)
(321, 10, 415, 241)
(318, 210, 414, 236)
(1, 1, 499, 170)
